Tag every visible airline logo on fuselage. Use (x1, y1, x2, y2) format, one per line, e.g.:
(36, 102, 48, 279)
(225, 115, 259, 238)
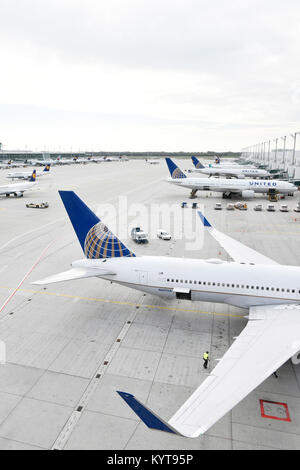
(249, 181, 277, 187)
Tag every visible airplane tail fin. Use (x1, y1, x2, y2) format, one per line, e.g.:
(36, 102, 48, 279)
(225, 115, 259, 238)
(43, 164, 50, 172)
(29, 170, 36, 182)
(58, 191, 136, 259)
(191, 156, 205, 169)
(165, 158, 187, 179)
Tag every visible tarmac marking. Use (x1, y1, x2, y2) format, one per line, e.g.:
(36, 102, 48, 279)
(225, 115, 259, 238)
(51, 307, 139, 450)
(0, 286, 245, 318)
(0, 242, 54, 315)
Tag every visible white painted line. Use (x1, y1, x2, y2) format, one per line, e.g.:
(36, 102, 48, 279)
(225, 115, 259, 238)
(0, 241, 54, 314)
(51, 308, 138, 450)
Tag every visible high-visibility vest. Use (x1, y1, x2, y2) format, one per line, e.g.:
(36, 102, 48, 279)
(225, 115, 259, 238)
(203, 353, 209, 360)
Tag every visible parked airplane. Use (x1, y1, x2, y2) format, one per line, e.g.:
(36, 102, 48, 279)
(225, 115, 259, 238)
(165, 158, 297, 199)
(6, 165, 50, 180)
(146, 159, 160, 164)
(0, 170, 37, 196)
(191, 157, 269, 179)
(33, 190, 300, 438)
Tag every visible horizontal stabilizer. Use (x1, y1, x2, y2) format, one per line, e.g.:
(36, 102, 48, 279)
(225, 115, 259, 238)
(117, 392, 179, 435)
(33, 267, 115, 285)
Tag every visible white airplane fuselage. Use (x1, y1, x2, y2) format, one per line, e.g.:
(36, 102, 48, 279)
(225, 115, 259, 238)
(168, 177, 297, 195)
(194, 167, 269, 178)
(72, 257, 300, 309)
(0, 181, 36, 196)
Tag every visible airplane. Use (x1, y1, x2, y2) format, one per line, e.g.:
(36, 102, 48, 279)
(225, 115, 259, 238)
(146, 159, 160, 165)
(165, 158, 297, 199)
(0, 170, 37, 197)
(33, 190, 300, 438)
(6, 165, 50, 180)
(191, 157, 269, 179)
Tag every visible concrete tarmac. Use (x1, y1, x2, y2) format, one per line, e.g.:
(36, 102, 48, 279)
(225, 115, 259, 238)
(0, 160, 299, 449)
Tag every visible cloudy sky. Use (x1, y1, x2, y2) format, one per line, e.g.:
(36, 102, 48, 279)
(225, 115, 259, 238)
(1, 0, 300, 152)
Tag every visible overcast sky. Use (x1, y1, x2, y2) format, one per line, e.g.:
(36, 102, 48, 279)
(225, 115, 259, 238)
(1, 0, 300, 152)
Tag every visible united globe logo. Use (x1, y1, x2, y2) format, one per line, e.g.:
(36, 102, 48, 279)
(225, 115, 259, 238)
(84, 222, 135, 259)
(172, 168, 185, 179)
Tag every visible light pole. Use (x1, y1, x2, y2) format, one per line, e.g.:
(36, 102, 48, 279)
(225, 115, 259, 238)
(274, 138, 278, 167)
(290, 132, 300, 166)
(280, 135, 287, 167)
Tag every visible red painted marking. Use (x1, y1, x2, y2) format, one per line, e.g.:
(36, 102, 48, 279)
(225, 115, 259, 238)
(0, 241, 53, 314)
(260, 399, 291, 422)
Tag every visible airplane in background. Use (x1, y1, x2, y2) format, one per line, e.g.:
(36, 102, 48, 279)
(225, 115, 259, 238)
(165, 158, 297, 199)
(0, 170, 37, 197)
(33, 190, 300, 438)
(191, 157, 269, 179)
(6, 165, 50, 180)
(146, 159, 160, 164)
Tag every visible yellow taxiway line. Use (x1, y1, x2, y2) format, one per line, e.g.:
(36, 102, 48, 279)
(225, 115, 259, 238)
(0, 285, 246, 319)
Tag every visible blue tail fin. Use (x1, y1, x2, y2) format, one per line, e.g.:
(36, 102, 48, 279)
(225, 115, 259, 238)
(191, 156, 205, 169)
(58, 191, 135, 259)
(43, 164, 50, 172)
(165, 158, 186, 179)
(29, 170, 36, 182)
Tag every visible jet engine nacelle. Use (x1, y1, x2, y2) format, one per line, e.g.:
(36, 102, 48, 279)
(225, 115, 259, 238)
(14, 192, 23, 197)
(241, 190, 255, 199)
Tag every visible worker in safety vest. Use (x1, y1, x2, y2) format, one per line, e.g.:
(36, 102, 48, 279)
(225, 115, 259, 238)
(203, 351, 209, 369)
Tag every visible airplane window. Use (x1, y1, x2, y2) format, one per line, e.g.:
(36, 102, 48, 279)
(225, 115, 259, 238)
(167, 279, 170, 282)
(232, 284, 235, 288)
(227, 284, 230, 287)
(198, 281, 202, 285)
(208, 282, 211, 286)
(194, 281, 197, 285)
(251, 286, 254, 289)
(203, 282, 206, 285)
(276, 288, 279, 292)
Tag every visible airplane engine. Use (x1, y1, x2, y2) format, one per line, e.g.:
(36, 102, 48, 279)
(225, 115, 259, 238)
(241, 190, 255, 199)
(14, 192, 23, 197)
(237, 174, 246, 179)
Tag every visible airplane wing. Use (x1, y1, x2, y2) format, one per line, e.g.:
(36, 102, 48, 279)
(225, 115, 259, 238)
(33, 267, 116, 285)
(198, 212, 278, 265)
(118, 303, 300, 437)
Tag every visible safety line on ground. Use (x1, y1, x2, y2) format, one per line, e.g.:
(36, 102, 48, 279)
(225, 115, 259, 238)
(0, 286, 245, 319)
(51, 307, 139, 450)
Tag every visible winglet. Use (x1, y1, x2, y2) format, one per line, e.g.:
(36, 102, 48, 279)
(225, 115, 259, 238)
(117, 391, 179, 435)
(198, 211, 212, 227)
(191, 156, 205, 169)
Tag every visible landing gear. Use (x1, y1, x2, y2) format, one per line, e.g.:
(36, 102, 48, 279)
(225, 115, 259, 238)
(189, 189, 198, 199)
(222, 192, 232, 199)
